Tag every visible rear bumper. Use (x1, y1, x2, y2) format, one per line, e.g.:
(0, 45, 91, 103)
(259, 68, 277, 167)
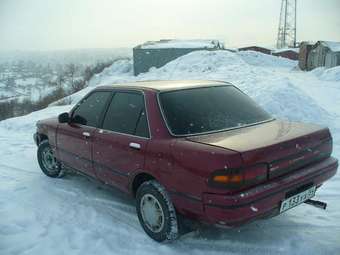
(202, 157, 338, 227)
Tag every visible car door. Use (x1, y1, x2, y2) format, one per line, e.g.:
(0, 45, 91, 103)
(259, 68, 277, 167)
(57, 90, 112, 178)
(92, 90, 150, 192)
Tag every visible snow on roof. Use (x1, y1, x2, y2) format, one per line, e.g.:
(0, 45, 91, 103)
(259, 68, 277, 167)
(139, 39, 223, 50)
(322, 41, 340, 52)
(272, 48, 299, 54)
(239, 46, 274, 50)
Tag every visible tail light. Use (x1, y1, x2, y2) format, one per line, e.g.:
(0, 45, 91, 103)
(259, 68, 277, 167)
(208, 164, 268, 190)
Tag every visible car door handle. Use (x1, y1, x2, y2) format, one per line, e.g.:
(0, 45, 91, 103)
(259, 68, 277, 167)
(129, 142, 141, 150)
(82, 132, 91, 138)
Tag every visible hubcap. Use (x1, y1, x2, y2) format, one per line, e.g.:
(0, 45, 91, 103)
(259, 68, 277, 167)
(41, 146, 59, 174)
(140, 194, 165, 233)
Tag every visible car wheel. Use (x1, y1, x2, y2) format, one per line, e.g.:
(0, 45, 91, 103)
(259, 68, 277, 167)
(136, 180, 179, 242)
(37, 140, 64, 178)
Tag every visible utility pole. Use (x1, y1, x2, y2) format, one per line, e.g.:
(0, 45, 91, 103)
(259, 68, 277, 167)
(277, 0, 297, 49)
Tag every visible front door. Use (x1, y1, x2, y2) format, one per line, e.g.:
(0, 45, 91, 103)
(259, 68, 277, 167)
(93, 91, 150, 192)
(57, 90, 112, 178)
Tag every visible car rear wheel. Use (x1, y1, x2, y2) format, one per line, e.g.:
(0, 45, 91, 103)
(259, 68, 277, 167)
(37, 140, 63, 178)
(136, 180, 179, 242)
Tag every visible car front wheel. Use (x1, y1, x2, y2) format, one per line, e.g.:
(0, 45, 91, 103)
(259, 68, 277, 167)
(37, 140, 63, 178)
(136, 180, 179, 242)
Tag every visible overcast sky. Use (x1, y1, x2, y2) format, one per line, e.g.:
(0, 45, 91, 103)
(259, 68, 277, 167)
(0, 0, 339, 51)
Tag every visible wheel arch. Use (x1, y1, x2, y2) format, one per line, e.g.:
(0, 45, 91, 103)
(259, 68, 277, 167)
(130, 172, 157, 197)
(36, 133, 49, 145)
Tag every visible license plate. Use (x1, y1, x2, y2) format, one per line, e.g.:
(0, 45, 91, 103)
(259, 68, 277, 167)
(280, 186, 316, 213)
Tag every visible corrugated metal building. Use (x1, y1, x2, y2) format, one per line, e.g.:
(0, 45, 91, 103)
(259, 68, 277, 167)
(307, 41, 340, 70)
(238, 46, 272, 55)
(325, 42, 340, 68)
(298, 42, 314, 70)
(133, 39, 224, 76)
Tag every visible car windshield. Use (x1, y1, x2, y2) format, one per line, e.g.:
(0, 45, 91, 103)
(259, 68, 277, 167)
(159, 85, 272, 136)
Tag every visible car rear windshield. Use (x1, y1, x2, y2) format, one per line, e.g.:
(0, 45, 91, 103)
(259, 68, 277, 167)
(159, 85, 272, 136)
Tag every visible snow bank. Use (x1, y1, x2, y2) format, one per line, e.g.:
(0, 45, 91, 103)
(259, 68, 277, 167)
(54, 50, 327, 127)
(312, 66, 340, 82)
(137, 50, 326, 125)
(249, 78, 330, 124)
(237, 50, 297, 68)
(88, 58, 133, 87)
(138, 50, 247, 80)
(137, 50, 296, 81)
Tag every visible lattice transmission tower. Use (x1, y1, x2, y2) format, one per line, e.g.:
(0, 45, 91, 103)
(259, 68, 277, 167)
(276, 0, 297, 48)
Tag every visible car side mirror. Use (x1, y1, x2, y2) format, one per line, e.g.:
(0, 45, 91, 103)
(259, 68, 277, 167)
(72, 115, 87, 125)
(58, 112, 70, 123)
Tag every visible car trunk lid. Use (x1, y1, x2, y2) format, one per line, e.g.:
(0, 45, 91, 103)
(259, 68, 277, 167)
(187, 120, 332, 180)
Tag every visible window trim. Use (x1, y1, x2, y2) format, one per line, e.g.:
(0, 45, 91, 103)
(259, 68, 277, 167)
(98, 89, 151, 139)
(156, 84, 275, 137)
(69, 89, 114, 128)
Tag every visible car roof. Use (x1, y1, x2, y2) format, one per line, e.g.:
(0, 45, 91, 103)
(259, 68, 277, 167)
(96, 80, 232, 92)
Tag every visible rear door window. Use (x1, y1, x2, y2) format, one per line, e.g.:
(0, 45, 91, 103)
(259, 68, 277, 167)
(72, 91, 111, 127)
(102, 91, 150, 138)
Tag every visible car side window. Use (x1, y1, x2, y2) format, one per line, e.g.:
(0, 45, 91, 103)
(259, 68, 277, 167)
(72, 91, 111, 127)
(135, 110, 149, 137)
(102, 92, 150, 138)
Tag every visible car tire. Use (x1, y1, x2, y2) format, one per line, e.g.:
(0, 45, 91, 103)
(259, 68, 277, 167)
(37, 140, 64, 178)
(136, 180, 179, 242)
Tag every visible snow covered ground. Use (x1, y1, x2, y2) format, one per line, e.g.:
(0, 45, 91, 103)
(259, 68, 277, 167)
(1, 50, 340, 255)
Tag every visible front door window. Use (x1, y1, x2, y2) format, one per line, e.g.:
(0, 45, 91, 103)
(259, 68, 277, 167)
(72, 91, 112, 127)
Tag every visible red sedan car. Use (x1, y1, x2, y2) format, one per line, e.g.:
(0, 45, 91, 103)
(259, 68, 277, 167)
(34, 80, 338, 242)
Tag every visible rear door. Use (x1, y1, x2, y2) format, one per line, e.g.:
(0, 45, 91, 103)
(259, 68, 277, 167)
(93, 90, 150, 191)
(57, 90, 112, 178)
